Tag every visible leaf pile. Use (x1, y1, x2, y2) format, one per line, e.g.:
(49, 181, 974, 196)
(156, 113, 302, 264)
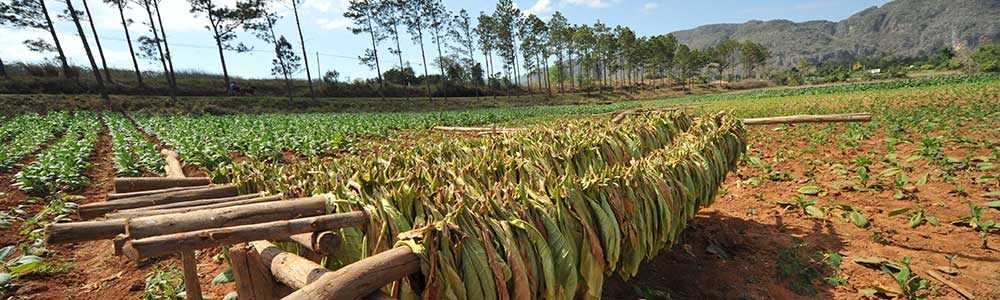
(216, 112, 747, 300)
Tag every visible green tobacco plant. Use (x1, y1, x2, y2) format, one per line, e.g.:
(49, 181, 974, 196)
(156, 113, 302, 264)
(777, 196, 825, 219)
(142, 264, 186, 300)
(954, 202, 998, 249)
(888, 205, 940, 229)
(0, 245, 43, 291)
(834, 204, 869, 228)
(854, 257, 930, 300)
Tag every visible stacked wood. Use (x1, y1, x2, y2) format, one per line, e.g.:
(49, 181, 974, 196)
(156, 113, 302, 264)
(283, 231, 342, 256)
(125, 196, 328, 239)
(123, 211, 368, 260)
(282, 247, 420, 300)
(161, 149, 186, 178)
(113, 177, 210, 193)
(231, 243, 284, 300)
(78, 185, 239, 219)
(106, 194, 282, 219)
(251, 241, 392, 300)
(742, 113, 872, 125)
(108, 185, 209, 200)
(117, 193, 268, 212)
(45, 219, 125, 244)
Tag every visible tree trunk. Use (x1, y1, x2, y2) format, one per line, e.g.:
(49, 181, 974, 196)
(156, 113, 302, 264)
(568, 51, 575, 90)
(291, 0, 315, 100)
(391, 24, 407, 99)
(0, 56, 7, 79)
(208, 12, 232, 96)
(65, 0, 109, 105)
(118, 3, 143, 87)
(365, 17, 384, 100)
(144, 0, 177, 103)
(266, 20, 292, 102)
(81, 0, 113, 83)
(154, 1, 178, 102)
(40, 0, 71, 78)
(416, 31, 431, 100)
(433, 31, 446, 100)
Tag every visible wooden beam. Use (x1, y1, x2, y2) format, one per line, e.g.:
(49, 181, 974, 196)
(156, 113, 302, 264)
(431, 126, 521, 134)
(123, 212, 368, 261)
(116, 193, 268, 212)
(113, 177, 211, 194)
(161, 149, 186, 178)
(125, 196, 327, 240)
(251, 241, 394, 300)
(108, 185, 210, 200)
(45, 219, 125, 245)
(106, 194, 282, 219)
(181, 249, 203, 300)
(281, 247, 420, 300)
(231, 243, 280, 300)
(742, 113, 872, 126)
(78, 185, 240, 220)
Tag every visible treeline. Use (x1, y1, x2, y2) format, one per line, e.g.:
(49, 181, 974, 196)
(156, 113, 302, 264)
(0, 0, 777, 100)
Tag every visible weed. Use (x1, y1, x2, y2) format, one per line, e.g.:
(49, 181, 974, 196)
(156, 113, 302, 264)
(142, 264, 186, 300)
(775, 239, 839, 295)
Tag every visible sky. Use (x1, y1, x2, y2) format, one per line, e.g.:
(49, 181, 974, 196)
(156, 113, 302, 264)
(0, 0, 892, 81)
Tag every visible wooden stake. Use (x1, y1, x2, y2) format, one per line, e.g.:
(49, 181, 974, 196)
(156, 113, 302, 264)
(124, 212, 367, 260)
(181, 249, 203, 300)
(251, 241, 394, 300)
(283, 231, 342, 256)
(926, 270, 975, 300)
(231, 243, 280, 300)
(742, 113, 872, 126)
(281, 247, 420, 300)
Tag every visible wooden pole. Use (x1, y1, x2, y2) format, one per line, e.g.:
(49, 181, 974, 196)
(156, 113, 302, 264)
(45, 219, 125, 244)
(108, 185, 210, 200)
(123, 212, 368, 260)
(281, 247, 420, 300)
(112, 193, 268, 213)
(926, 270, 975, 300)
(78, 185, 240, 219)
(283, 231, 342, 257)
(231, 243, 281, 300)
(162, 149, 186, 178)
(113, 177, 211, 193)
(181, 249, 203, 300)
(106, 195, 282, 219)
(430, 126, 521, 134)
(742, 113, 872, 126)
(125, 196, 327, 240)
(252, 240, 329, 289)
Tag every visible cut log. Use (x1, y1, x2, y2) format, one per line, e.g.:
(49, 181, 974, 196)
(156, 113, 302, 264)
(161, 149, 185, 178)
(45, 219, 125, 244)
(252, 240, 329, 289)
(125, 196, 328, 240)
(251, 241, 394, 300)
(78, 185, 239, 220)
(281, 246, 420, 300)
(113, 177, 211, 193)
(431, 126, 521, 134)
(106, 194, 281, 219)
(742, 113, 872, 126)
(117, 193, 268, 213)
(283, 232, 342, 257)
(108, 185, 209, 200)
(231, 243, 280, 300)
(123, 211, 368, 260)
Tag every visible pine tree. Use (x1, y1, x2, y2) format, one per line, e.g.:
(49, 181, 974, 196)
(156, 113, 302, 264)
(345, 0, 386, 99)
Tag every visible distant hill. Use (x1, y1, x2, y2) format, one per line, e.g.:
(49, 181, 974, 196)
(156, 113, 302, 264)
(670, 0, 1000, 67)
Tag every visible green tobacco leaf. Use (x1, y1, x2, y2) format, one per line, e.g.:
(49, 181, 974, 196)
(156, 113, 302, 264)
(888, 207, 912, 217)
(742, 177, 763, 186)
(798, 185, 823, 195)
(985, 201, 1000, 209)
(0, 245, 13, 261)
(925, 215, 940, 226)
(211, 268, 234, 285)
(983, 192, 1000, 199)
(849, 212, 868, 228)
(8, 255, 42, 275)
(805, 206, 826, 218)
(223, 292, 238, 300)
(908, 213, 923, 228)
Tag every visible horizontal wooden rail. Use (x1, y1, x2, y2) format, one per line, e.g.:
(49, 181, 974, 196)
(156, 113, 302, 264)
(123, 212, 368, 260)
(742, 113, 872, 126)
(431, 126, 521, 134)
(108, 185, 210, 200)
(45, 219, 125, 244)
(125, 197, 327, 240)
(282, 246, 420, 300)
(107, 194, 282, 219)
(79, 185, 239, 219)
(113, 177, 210, 193)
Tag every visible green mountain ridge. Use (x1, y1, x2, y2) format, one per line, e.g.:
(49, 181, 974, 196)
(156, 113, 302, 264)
(669, 0, 1000, 67)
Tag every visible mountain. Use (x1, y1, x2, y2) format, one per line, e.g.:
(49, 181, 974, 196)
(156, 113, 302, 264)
(669, 0, 1000, 67)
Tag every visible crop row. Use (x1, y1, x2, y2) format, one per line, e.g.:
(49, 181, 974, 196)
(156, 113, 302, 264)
(105, 113, 165, 177)
(136, 103, 635, 169)
(13, 112, 102, 194)
(0, 112, 70, 171)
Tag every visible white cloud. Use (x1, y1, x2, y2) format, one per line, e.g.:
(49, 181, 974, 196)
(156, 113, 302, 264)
(525, 0, 553, 15)
(560, 0, 614, 9)
(315, 18, 351, 31)
(304, 0, 350, 13)
(642, 2, 660, 11)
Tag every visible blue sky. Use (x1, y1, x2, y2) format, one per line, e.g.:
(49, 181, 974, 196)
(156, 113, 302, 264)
(0, 0, 891, 80)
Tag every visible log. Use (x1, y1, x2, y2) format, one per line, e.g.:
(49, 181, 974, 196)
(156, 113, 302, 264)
(231, 243, 280, 300)
(45, 219, 125, 244)
(284, 232, 342, 257)
(181, 249, 203, 300)
(125, 197, 327, 240)
(252, 240, 329, 289)
(123, 212, 368, 260)
(431, 126, 521, 134)
(78, 185, 239, 220)
(113, 177, 211, 193)
(106, 194, 282, 219)
(108, 185, 209, 200)
(741, 113, 872, 126)
(251, 241, 394, 300)
(281, 246, 420, 300)
(116, 193, 268, 213)
(161, 149, 185, 178)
